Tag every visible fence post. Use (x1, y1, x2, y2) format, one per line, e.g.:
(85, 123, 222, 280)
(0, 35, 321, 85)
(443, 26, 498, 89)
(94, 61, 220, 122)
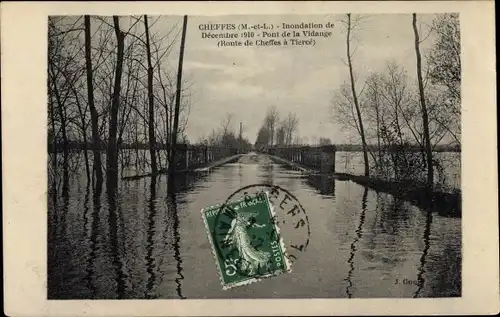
(176, 143, 188, 171)
(332, 147, 336, 173)
(320, 145, 336, 173)
(186, 144, 190, 170)
(300, 146, 308, 166)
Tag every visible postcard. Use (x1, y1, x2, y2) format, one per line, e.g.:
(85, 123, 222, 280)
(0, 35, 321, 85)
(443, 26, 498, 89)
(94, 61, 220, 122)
(2, 1, 498, 316)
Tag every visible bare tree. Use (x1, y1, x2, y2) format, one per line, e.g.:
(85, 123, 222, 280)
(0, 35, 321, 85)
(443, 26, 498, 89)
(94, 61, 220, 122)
(48, 17, 86, 192)
(282, 112, 299, 146)
(427, 13, 461, 146)
(264, 106, 280, 146)
(413, 13, 434, 188)
(364, 72, 384, 170)
(47, 15, 190, 185)
(168, 15, 188, 188)
(361, 64, 424, 180)
(107, 16, 126, 191)
(66, 71, 91, 184)
(144, 15, 158, 174)
(343, 13, 369, 176)
(255, 125, 271, 149)
(220, 113, 234, 137)
(84, 15, 104, 186)
(319, 137, 332, 145)
(276, 124, 286, 146)
(208, 128, 221, 146)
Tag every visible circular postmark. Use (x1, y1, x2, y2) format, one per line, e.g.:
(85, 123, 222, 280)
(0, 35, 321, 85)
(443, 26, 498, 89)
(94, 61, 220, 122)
(212, 184, 310, 280)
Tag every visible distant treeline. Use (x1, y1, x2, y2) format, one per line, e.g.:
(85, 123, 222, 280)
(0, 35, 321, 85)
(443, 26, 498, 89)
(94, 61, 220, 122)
(49, 141, 460, 153)
(48, 140, 246, 152)
(263, 143, 461, 153)
(330, 143, 460, 153)
(49, 141, 168, 151)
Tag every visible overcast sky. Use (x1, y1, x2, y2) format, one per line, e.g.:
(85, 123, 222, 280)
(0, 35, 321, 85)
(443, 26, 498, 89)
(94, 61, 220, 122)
(152, 14, 436, 144)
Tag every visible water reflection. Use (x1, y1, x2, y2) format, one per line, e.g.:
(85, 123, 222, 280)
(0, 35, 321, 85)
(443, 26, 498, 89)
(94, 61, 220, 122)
(259, 160, 275, 185)
(424, 244, 462, 297)
(59, 172, 70, 239)
(166, 192, 186, 299)
(83, 183, 94, 296)
(48, 152, 461, 299)
(107, 180, 126, 298)
(306, 174, 336, 200)
(145, 177, 157, 298)
(380, 198, 408, 236)
(414, 210, 433, 298)
(345, 187, 368, 298)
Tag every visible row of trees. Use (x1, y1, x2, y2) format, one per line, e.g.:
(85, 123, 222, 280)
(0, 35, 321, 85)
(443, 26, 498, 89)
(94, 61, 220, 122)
(197, 113, 252, 151)
(48, 15, 189, 192)
(333, 13, 460, 187)
(254, 106, 300, 149)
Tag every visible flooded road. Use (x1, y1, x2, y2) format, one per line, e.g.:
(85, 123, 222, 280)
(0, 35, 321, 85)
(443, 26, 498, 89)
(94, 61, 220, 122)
(48, 153, 461, 299)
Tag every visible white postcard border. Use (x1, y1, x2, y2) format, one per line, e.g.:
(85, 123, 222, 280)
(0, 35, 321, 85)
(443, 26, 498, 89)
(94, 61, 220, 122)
(2, 1, 498, 316)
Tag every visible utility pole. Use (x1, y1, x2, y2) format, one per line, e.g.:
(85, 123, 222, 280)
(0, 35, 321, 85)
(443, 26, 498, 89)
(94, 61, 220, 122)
(168, 15, 188, 191)
(239, 122, 243, 153)
(238, 122, 244, 154)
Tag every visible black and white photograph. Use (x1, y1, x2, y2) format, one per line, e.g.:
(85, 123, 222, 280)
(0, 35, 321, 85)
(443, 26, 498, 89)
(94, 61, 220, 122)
(2, 1, 498, 316)
(46, 12, 463, 299)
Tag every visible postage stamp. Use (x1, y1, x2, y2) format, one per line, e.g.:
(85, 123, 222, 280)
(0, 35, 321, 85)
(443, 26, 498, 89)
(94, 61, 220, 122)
(223, 184, 311, 264)
(201, 191, 292, 289)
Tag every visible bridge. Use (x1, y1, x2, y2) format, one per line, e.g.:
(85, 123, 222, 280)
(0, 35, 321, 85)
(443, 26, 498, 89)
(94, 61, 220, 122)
(122, 144, 460, 217)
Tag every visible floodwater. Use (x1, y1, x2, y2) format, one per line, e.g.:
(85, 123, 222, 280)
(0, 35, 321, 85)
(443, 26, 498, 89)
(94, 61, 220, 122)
(48, 153, 461, 299)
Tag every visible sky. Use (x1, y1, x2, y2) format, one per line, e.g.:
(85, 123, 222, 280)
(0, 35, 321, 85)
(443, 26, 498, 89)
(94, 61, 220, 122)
(144, 14, 437, 145)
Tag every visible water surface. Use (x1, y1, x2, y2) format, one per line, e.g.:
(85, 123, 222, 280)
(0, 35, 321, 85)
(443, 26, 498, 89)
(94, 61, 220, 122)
(48, 153, 461, 299)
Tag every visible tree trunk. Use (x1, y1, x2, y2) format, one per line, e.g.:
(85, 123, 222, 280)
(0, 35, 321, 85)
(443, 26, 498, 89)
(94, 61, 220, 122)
(346, 14, 369, 176)
(135, 119, 139, 171)
(48, 92, 58, 175)
(412, 13, 434, 188)
(144, 15, 158, 175)
(49, 70, 69, 194)
(84, 15, 103, 187)
(374, 96, 383, 173)
(74, 92, 91, 185)
(168, 15, 188, 191)
(107, 16, 125, 192)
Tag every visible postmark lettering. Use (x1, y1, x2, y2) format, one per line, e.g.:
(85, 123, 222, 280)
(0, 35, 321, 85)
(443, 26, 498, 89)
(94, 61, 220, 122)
(201, 184, 310, 290)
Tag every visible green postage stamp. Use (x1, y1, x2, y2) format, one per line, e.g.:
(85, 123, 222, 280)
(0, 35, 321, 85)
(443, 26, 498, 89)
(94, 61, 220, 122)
(201, 191, 291, 290)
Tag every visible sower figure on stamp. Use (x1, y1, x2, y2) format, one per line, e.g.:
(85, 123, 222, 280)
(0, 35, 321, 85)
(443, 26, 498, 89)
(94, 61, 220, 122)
(222, 209, 271, 275)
